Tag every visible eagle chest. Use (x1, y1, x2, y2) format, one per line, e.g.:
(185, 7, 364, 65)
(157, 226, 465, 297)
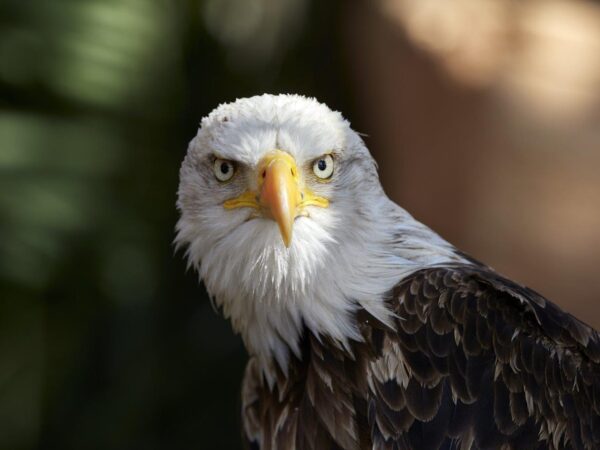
(242, 332, 374, 450)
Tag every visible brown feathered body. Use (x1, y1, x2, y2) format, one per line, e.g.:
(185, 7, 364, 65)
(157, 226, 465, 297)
(242, 265, 600, 450)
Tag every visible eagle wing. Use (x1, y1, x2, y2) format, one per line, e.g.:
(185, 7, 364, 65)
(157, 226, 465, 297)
(365, 265, 600, 450)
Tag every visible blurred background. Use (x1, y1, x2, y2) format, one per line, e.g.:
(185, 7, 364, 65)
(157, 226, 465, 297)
(1, 0, 599, 448)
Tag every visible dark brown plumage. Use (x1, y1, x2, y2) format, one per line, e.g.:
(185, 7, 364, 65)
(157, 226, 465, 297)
(242, 264, 600, 450)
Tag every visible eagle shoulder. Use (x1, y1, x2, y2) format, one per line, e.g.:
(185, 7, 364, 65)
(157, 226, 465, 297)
(364, 264, 600, 449)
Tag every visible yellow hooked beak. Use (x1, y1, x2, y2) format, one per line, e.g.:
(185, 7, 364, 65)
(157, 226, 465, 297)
(223, 150, 328, 247)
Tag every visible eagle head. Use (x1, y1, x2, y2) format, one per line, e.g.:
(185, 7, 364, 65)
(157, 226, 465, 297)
(175, 94, 453, 374)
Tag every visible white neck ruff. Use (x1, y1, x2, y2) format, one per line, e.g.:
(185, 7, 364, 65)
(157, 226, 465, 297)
(180, 196, 463, 384)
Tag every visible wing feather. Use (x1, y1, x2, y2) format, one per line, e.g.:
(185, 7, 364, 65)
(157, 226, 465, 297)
(365, 265, 600, 450)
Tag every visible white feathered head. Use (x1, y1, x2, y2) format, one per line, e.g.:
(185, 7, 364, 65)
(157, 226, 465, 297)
(176, 94, 456, 375)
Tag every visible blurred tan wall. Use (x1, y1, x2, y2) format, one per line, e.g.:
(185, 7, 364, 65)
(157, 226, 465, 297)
(343, 0, 600, 328)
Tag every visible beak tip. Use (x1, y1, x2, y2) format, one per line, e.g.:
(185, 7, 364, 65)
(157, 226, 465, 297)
(282, 232, 292, 248)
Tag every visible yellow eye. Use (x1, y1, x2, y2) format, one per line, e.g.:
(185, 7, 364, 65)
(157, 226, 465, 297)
(312, 154, 334, 179)
(213, 158, 235, 182)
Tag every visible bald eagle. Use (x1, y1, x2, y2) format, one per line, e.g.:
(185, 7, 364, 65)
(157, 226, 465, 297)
(176, 94, 600, 450)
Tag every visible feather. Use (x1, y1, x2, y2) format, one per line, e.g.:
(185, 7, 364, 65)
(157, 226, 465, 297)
(241, 265, 600, 449)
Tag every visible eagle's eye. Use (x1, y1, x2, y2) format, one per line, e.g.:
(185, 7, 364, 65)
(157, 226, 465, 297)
(213, 158, 235, 182)
(312, 154, 334, 180)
